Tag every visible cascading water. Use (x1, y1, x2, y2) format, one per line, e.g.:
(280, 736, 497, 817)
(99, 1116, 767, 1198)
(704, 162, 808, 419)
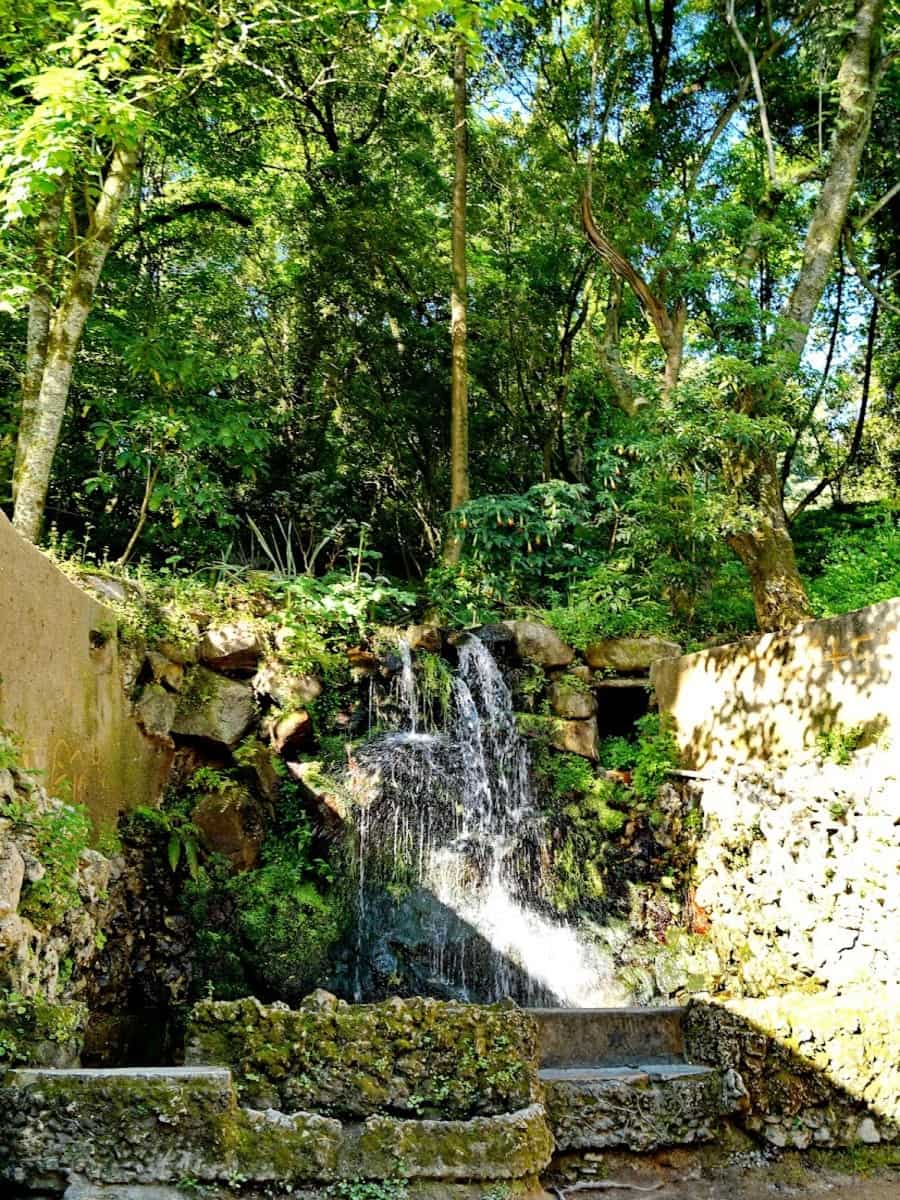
(347, 635, 628, 1007)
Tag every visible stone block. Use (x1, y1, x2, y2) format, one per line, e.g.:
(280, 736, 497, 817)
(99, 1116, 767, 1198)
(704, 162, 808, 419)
(585, 637, 681, 672)
(550, 716, 599, 760)
(172, 668, 255, 747)
(502, 620, 575, 667)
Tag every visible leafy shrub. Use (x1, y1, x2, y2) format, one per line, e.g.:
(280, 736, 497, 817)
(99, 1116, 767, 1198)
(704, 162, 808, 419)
(182, 780, 346, 1002)
(11, 797, 91, 928)
(630, 713, 680, 801)
(808, 516, 900, 617)
(431, 481, 603, 619)
(816, 723, 866, 765)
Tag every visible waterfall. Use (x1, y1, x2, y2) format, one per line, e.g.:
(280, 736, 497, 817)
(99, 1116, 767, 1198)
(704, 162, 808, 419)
(347, 634, 627, 1007)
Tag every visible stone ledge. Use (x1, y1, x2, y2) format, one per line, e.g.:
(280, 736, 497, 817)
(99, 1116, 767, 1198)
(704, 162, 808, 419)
(542, 1063, 743, 1153)
(0, 1067, 553, 1187)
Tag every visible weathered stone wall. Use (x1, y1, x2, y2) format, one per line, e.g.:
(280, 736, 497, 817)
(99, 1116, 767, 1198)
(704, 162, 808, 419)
(0, 760, 115, 1065)
(0, 512, 171, 829)
(685, 991, 900, 1148)
(0, 1063, 552, 1195)
(652, 599, 900, 770)
(687, 754, 898, 996)
(186, 992, 543, 1119)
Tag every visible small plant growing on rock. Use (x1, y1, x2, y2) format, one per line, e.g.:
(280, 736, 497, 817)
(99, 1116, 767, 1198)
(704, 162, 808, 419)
(816, 723, 865, 765)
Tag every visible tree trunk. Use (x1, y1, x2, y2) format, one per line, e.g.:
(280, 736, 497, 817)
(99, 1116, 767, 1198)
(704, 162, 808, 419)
(728, 453, 811, 632)
(442, 36, 470, 565)
(13, 183, 67, 504)
(730, 0, 883, 630)
(12, 143, 137, 542)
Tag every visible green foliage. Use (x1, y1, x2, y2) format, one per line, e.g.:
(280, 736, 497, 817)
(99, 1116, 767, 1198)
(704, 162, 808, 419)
(542, 562, 674, 648)
(816, 724, 866, 766)
(11, 796, 91, 928)
(807, 515, 900, 618)
(416, 651, 454, 722)
(332, 1178, 409, 1200)
(182, 776, 345, 1002)
(442, 482, 601, 606)
(128, 804, 202, 881)
(0, 991, 86, 1065)
(0, 728, 23, 772)
(535, 751, 629, 913)
(629, 714, 680, 802)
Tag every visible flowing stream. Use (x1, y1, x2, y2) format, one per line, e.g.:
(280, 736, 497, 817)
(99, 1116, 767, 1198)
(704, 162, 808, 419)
(347, 635, 627, 1006)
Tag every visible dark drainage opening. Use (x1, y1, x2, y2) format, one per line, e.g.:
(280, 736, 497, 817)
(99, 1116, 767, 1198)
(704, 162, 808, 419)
(595, 680, 652, 739)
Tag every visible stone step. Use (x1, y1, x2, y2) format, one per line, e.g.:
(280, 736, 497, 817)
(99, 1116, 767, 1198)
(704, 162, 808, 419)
(531, 1006, 686, 1068)
(539, 1060, 741, 1153)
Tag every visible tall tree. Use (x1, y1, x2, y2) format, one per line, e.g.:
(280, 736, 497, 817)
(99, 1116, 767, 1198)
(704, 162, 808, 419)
(577, 0, 889, 629)
(444, 34, 471, 564)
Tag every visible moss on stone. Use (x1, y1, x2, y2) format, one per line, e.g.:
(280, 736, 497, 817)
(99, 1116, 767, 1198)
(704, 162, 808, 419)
(186, 995, 542, 1121)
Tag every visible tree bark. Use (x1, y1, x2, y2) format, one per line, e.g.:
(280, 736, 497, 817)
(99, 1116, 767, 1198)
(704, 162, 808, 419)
(13, 183, 67, 504)
(12, 143, 138, 542)
(728, 453, 812, 632)
(443, 36, 470, 565)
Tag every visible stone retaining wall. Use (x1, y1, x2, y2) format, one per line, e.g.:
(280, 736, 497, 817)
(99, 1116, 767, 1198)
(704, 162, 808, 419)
(0, 512, 171, 829)
(685, 991, 900, 1148)
(687, 754, 899, 995)
(186, 992, 543, 1119)
(652, 599, 900, 770)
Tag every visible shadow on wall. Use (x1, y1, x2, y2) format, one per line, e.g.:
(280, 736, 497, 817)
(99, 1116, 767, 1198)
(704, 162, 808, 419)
(686, 992, 900, 1148)
(652, 600, 899, 770)
(337, 884, 566, 1007)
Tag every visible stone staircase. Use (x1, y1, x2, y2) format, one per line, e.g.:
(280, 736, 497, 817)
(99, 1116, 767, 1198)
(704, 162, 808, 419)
(532, 1006, 744, 1153)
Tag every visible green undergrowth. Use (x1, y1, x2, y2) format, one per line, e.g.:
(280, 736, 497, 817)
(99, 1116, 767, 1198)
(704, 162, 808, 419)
(534, 714, 683, 915)
(176, 774, 348, 1003)
(1, 781, 91, 929)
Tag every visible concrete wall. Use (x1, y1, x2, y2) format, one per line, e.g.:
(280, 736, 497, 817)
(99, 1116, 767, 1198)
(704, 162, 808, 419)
(0, 512, 171, 830)
(651, 599, 900, 769)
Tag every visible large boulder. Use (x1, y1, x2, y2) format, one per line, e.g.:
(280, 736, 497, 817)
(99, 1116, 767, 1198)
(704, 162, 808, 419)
(585, 637, 681, 672)
(134, 683, 178, 740)
(548, 677, 597, 720)
(266, 710, 313, 756)
(191, 785, 264, 871)
(252, 662, 322, 710)
(502, 620, 575, 668)
(199, 620, 264, 672)
(172, 668, 256, 747)
(551, 717, 599, 760)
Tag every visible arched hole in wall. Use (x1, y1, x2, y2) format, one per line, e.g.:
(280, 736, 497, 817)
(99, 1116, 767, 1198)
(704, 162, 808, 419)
(595, 680, 652, 739)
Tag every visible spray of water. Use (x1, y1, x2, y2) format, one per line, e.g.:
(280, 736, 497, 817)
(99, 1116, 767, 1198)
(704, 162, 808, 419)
(348, 635, 627, 1006)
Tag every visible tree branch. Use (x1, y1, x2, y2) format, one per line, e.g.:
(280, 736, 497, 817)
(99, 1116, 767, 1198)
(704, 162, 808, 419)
(112, 200, 252, 251)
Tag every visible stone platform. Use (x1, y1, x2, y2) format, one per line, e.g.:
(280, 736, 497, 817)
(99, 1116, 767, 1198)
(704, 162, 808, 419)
(535, 1007, 744, 1152)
